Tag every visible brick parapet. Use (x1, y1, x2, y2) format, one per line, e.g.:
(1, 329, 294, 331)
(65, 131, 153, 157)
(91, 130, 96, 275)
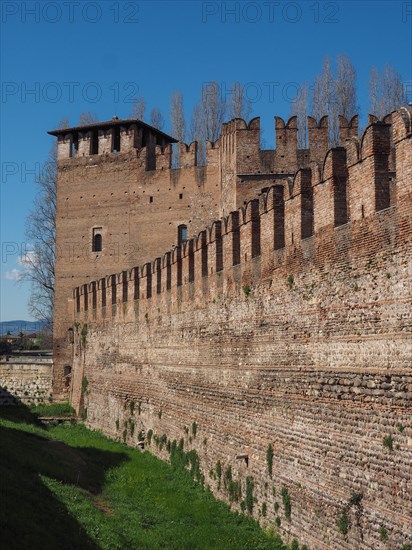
(73, 112, 411, 326)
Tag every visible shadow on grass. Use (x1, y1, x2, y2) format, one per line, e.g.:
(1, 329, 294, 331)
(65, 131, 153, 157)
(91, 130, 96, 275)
(0, 403, 129, 550)
(0, 398, 45, 427)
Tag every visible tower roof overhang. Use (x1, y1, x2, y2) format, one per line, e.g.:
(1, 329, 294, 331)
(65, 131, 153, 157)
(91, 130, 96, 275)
(48, 118, 178, 143)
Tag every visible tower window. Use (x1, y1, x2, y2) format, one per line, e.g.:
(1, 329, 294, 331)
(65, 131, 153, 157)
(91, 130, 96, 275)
(112, 126, 121, 153)
(178, 224, 187, 245)
(91, 131, 99, 155)
(92, 228, 103, 252)
(179, 193, 183, 199)
(70, 134, 79, 158)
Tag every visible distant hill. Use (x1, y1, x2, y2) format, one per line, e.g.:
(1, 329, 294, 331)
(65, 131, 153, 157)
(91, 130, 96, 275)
(0, 320, 48, 336)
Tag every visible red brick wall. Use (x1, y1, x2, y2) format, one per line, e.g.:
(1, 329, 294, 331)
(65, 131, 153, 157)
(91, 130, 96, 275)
(70, 110, 412, 549)
(53, 139, 221, 397)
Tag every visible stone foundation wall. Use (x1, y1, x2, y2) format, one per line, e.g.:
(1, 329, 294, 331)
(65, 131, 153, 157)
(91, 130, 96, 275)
(0, 357, 53, 405)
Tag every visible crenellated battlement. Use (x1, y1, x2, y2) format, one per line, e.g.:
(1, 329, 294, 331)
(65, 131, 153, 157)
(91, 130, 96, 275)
(49, 112, 358, 178)
(51, 107, 411, 405)
(72, 108, 411, 323)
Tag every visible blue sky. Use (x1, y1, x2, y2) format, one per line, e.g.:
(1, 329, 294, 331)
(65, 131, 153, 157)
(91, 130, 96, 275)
(1, 0, 411, 321)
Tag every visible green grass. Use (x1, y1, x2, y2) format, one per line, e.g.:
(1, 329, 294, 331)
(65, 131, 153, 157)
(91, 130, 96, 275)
(29, 402, 75, 417)
(0, 406, 286, 550)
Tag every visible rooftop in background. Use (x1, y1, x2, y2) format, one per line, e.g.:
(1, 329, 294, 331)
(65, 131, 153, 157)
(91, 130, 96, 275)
(48, 118, 178, 144)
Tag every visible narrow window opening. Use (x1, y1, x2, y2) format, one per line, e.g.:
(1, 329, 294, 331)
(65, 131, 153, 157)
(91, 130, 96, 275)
(201, 232, 208, 276)
(251, 200, 261, 258)
(273, 186, 285, 250)
(101, 279, 106, 308)
(91, 131, 99, 155)
(92, 228, 103, 252)
(112, 126, 121, 153)
(361, 205, 365, 218)
(122, 271, 128, 303)
(215, 222, 223, 272)
(188, 241, 194, 283)
(92, 282, 97, 309)
(146, 265, 152, 298)
(156, 260, 161, 294)
(133, 268, 140, 300)
(301, 181, 314, 239)
(166, 253, 172, 290)
(177, 248, 182, 287)
(179, 193, 183, 199)
(71, 134, 79, 158)
(84, 284, 88, 312)
(111, 275, 117, 305)
(231, 212, 241, 266)
(178, 224, 188, 245)
(334, 174, 348, 227)
(149, 196, 153, 203)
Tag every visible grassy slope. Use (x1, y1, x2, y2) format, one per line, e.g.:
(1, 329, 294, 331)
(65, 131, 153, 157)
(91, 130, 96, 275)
(0, 406, 286, 550)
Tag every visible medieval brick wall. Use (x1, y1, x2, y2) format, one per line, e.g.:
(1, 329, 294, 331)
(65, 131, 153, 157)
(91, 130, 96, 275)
(53, 130, 221, 398)
(69, 110, 412, 549)
(53, 113, 360, 398)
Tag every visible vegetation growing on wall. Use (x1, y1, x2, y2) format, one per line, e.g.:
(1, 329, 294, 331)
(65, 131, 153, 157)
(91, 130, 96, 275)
(281, 487, 291, 521)
(266, 443, 274, 478)
(245, 476, 254, 514)
(81, 323, 88, 348)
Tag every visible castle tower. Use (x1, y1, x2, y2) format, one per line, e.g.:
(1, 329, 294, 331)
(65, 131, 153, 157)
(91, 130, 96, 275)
(49, 118, 221, 398)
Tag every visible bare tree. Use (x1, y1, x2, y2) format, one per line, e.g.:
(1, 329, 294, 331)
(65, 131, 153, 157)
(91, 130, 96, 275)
(22, 119, 69, 326)
(369, 65, 407, 118)
(291, 83, 309, 148)
(170, 90, 186, 167)
(131, 96, 146, 120)
(189, 103, 206, 165)
(311, 56, 334, 125)
(150, 108, 165, 130)
(369, 67, 380, 118)
(78, 112, 98, 125)
(170, 90, 186, 142)
(336, 53, 357, 119)
(188, 81, 227, 165)
(311, 54, 358, 146)
(57, 117, 70, 130)
(200, 81, 226, 142)
(228, 82, 252, 121)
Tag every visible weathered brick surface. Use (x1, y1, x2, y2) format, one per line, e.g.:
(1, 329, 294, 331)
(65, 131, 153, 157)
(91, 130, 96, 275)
(73, 232, 411, 549)
(60, 109, 412, 548)
(53, 125, 221, 397)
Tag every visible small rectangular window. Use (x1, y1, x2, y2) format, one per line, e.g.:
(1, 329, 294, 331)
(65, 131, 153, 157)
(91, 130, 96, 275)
(92, 227, 103, 252)
(179, 193, 183, 199)
(149, 196, 153, 203)
(178, 224, 187, 245)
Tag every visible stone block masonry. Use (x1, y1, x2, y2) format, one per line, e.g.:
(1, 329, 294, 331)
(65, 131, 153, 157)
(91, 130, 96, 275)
(68, 108, 411, 549)
(0, 357, 53, 405)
